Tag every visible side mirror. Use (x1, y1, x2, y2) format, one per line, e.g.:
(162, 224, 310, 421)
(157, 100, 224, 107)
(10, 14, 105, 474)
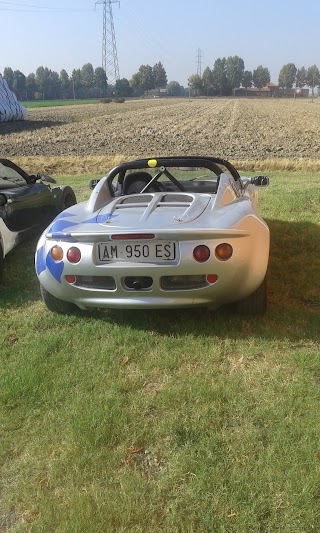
(37, 174, 57, 184)
(89, 179, 100, 190)
(251, 175, 269, 187)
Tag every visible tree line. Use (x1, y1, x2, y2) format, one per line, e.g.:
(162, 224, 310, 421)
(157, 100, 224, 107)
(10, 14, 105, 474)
(1, 61, 184, 101)
(188, 57, 320, 96)
(2, 58, 320, 101)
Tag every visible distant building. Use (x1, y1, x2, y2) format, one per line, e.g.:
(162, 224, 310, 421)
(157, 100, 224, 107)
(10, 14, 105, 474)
(146, 88, 167, 98)
(234, 83, 309, 98)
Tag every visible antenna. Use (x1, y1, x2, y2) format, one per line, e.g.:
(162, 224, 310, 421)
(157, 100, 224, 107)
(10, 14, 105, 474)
(96, 0, 120, 85)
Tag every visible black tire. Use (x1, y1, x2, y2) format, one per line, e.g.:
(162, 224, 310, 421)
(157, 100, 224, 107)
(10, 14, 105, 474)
(59, 186, 77, 212)
(40, 284, 77, 314)
(235, 276, 267, 316)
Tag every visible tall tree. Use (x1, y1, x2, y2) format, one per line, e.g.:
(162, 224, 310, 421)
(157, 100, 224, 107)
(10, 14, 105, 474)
(278, 63, 297, 92)
(12, 70, 26, 99)
(115, 78, 131, 97)
(3, 67, 14, 89)
(71, 69, 82, 99)
(226, 55, 245, 92)
(252, 65, 270, 91)
(166, 80, 183, 96)
(295, 67, 307, 88)
(26, 73, 37, 100)
(153, 62, 167, 88)
(212, 58, 228, 95)
(47, 70, 60, 99)
(188, 74, 203, 95)
(94, 67, 107, 95)
(242, 70, 253, 96)
(81, 63, 94, 89)
(138, 64, 154, 93)
(130, 72, 143, 96)
(60, 69, 70, 99)
(306, 65, 320, 97)
(35, 66, 51, 99)
(202, 66, 214, 95)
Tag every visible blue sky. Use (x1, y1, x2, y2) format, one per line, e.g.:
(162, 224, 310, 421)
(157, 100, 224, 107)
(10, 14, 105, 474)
(0, 0, 319, 86)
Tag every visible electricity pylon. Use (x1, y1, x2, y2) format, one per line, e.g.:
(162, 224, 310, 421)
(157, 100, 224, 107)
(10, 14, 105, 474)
(96, 0, 120, 85)
(196, 48, 203, 78)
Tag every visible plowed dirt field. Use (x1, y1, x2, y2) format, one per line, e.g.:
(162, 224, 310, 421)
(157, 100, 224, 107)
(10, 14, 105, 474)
(1, 98, 320, 172)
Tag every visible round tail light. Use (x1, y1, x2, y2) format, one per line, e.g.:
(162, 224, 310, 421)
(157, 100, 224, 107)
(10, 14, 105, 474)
(206, 274, 218, 284)
(193, 245, 210, 263)
(50, 245, 63, 261)
(65, 275, 76, 284)
(67, 247, 81, 263)
(215, 243, 233, 261)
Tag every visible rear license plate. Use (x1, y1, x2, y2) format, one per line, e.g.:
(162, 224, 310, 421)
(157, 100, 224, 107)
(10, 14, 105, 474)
(97, 241, 176, 263)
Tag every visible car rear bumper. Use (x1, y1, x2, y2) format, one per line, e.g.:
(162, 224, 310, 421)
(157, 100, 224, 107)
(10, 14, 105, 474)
(38, 263, 268, 310)
(36, 222, 269, 311)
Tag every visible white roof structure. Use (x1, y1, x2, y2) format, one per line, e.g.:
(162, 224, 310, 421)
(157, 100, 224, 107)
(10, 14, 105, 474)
(0, 74, 28, 123)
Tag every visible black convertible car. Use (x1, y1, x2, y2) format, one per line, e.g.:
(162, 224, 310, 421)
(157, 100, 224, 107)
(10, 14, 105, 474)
(0, 158, 76, 279)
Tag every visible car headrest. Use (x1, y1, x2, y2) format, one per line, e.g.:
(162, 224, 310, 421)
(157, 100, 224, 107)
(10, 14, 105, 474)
(122, 171, 153, 195)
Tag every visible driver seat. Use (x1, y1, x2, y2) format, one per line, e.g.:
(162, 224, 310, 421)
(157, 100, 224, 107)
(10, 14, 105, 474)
(122, 171, 157, 195)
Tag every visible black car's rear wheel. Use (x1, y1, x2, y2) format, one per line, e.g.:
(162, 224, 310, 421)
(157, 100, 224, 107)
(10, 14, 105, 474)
(59, 186, 77, 212)
(40, 284, 77, 314)
(235, 276, 267, 315)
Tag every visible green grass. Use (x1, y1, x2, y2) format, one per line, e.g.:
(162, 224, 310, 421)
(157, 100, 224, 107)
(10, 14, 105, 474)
(0, 172, 319, 532)
(21, 99, 101, 108)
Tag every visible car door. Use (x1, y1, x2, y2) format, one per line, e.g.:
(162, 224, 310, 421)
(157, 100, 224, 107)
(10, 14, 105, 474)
(5, 183, 56, 232)
(0, 160, 54, 232)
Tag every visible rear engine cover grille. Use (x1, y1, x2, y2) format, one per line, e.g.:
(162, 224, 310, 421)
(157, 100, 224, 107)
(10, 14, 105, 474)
(161, 275, 208, 291)
(75, 276, 116, 290)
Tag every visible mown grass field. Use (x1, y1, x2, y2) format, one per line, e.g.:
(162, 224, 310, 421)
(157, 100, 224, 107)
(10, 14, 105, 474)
(0, 170, 319, 532)
(20, 99, 101, 109)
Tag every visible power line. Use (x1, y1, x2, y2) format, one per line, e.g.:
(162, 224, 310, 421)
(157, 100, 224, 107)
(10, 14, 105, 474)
(0, 1, 92, 11)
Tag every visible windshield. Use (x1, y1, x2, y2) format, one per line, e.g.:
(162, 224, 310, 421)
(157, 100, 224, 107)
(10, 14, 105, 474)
(0, 162, 25, 179)
(0, 160, 27, 188)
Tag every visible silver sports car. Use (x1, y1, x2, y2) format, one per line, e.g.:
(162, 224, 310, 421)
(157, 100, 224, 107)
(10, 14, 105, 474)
(35, 156, 270, 315)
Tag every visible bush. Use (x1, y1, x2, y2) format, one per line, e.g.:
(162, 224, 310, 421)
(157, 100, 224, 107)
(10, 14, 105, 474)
(114, 97, 125, 103)
(100, 98, 112, 104)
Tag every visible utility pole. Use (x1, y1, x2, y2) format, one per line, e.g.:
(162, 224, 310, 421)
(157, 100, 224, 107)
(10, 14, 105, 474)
(96, 0, 120, 88)
(196, 48, 203, 78)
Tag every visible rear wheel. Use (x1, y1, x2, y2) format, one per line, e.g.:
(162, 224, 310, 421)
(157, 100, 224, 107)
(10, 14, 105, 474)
(59, 186, 76, 212)
(235, 276, 267, 315)
(40, 284, 77, 314)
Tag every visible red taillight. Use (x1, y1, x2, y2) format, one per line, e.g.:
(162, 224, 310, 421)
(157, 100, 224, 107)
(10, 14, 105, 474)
(193, 245, 210, 263)
(206, 274, 218, 284)
(215, 243, 233, 261)
(67, 247, 81, 263)
(50, 245, 63, 261)
(111, 234, 155, 240)
(65, 275, 76, 284)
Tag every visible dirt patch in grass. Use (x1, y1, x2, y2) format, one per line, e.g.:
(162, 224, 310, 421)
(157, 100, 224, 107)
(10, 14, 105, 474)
(1, 98, 320, 173)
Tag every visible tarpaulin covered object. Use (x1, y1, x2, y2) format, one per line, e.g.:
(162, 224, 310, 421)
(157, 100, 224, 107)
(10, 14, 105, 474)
(0, 74, 28, 123)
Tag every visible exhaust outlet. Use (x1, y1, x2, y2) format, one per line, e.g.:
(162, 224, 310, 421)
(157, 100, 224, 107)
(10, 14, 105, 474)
(124, 276, 153, 290)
